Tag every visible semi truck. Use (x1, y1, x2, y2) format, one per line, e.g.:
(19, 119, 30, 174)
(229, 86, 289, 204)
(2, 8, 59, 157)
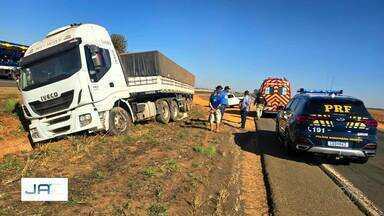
(18, 23, 195, 143)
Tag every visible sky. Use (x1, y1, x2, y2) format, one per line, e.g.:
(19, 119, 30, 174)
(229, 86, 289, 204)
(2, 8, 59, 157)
(1, 0, 383, 107)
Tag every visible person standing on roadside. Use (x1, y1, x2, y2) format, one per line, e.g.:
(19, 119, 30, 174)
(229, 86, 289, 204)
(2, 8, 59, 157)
(240, 90, 251, 129)
(254, 91, 266, 120)
(220, 86, 230, 121)
(209, 85, 224, 132)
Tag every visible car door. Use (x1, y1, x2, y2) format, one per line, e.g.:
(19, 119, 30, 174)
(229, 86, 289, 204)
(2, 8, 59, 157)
(227, 94, 234, 106)
(279, 98, 298, 135)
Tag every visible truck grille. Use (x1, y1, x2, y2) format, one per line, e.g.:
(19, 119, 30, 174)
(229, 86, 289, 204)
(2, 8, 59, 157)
(29, 90, 74, 115)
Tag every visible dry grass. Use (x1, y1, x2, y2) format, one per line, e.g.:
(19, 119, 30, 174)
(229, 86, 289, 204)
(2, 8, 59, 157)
(0, 87, 31, 158)
(0, 103, 243, 215)
(369, 108, 384, 131)
(369, 109, 384, 123)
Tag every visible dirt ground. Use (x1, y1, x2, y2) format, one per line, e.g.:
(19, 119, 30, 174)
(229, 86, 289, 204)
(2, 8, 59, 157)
(0, 90, 268, 215)
(0, 87, 32, 158)
(368, 108, 384, 131)
(194, 94, 269, 215)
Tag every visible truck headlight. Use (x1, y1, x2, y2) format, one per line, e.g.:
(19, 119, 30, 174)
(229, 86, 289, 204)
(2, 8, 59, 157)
(79, 113, 92, 127)
(30, 128, 40, 139)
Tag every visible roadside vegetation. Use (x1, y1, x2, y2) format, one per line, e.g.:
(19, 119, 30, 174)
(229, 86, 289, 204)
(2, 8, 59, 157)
(369, 108, 384, 131)
(0, 88, 31, 158)
(0, 101, 242, 215)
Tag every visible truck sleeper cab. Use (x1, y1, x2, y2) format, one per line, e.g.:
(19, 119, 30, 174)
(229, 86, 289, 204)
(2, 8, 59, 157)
(276, 90, 378, 163)
(18, 23, 194, 143)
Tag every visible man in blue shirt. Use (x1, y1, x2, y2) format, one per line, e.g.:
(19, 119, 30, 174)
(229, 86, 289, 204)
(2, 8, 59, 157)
(240, 90, 251, 129)
(209, 85, 224, 132)
(219, 86, 230, 121)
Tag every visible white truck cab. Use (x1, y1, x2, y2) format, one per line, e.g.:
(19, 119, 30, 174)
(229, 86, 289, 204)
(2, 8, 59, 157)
(19, 24, 194, 143)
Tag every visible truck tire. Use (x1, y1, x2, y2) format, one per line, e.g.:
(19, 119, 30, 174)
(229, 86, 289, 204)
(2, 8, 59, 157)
(108, 107, 132, 135)
(156, 100, 170, 124)
(186, 98, 192, 111)
(169, 100, 179, 121)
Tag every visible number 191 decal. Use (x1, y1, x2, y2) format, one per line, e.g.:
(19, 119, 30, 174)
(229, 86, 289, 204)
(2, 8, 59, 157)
(308, 127, 325, 133)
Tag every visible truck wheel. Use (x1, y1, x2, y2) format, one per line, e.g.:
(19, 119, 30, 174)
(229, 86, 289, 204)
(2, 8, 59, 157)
(108, 107, 132, 135)
(156, 100, 170, 124)
(186, 98, 192, 111)
(169, 100, 179, 121)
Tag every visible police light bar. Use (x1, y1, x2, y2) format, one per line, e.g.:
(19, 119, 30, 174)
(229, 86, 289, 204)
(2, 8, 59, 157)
(297, 88, 343, 95)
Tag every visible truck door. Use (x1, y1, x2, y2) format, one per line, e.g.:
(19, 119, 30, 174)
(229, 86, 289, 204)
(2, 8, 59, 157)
(84, 45, 113, 101)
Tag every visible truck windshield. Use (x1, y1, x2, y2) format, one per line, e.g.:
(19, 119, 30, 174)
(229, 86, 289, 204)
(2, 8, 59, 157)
(19, 47, 81, 91)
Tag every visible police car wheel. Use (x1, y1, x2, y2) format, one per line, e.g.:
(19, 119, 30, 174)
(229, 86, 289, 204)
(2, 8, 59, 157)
(353, 157, 369, 164)
(285, 137, 299, 156)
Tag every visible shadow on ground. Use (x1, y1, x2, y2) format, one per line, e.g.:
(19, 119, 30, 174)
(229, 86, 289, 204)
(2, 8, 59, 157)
(233, 129, 322, 165)
(225, 109, 257, 117)
(234, 117, 358, 165)
(181, 118, 210, 130)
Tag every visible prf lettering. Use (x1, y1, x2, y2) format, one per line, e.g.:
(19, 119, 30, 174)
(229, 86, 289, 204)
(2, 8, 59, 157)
(324, 104, 352, 113)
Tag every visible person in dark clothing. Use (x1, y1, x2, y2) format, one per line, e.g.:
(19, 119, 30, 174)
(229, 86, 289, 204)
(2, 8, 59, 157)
(209, 85, 224, 132)
(240, 90, 251, 128)
(220, 86, 230, 120)
(254, 91, 267, 120)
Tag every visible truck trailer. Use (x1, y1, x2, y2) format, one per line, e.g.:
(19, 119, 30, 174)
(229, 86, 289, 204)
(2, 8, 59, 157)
(18, 23, 195, 143)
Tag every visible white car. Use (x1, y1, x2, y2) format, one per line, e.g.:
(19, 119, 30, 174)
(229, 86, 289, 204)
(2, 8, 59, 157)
(227, 93, 240, 107)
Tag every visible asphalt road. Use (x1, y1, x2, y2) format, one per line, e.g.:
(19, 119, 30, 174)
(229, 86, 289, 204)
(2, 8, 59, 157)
(0, 78, 16, 87)
(331, 131, 384, 211)
(234, 117, 363, 215)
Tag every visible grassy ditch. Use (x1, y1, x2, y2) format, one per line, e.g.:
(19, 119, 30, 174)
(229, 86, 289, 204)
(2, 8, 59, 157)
(0, 104, 242, 215)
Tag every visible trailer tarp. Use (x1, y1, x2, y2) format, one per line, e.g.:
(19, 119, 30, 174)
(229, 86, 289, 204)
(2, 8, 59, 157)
(119, 51, 195, 86)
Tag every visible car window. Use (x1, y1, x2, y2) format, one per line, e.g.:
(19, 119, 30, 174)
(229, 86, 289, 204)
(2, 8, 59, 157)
(279, 87, 287, 95)
(293, 98, 305, 113)
(264, 87, 274, 95)
(290, 98, 301, 112)
(286, 99, 294, 109)
(228, 94, 234, 98)
(290, 100, 299, 112)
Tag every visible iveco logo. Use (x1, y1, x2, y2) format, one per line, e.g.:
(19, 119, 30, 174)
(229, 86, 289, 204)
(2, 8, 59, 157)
(41, 92, 59, 102)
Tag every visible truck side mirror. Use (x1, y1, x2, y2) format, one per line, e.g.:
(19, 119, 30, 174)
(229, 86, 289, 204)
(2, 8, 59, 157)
(91, 52, 103, 69)
(89, 46, 104, 69)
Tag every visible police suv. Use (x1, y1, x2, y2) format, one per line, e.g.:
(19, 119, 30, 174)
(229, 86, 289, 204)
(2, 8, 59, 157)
(275, 89, 378, 163)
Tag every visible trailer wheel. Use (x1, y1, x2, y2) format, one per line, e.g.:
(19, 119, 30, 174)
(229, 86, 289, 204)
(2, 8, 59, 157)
(108, 107, 132, 135)
(186, 98, 192, 111)
(156, 100, 170, 124)
(169, 100, 179, 121)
